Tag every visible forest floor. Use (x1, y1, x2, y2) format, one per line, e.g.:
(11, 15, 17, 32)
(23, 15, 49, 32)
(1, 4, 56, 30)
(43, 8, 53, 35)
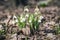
(0, 6, 60, 40)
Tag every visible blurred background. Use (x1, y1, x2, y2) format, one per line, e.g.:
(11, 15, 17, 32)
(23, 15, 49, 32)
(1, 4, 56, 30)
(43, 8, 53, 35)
(0, 0, 60, 40)
(0, 0, 60, 9)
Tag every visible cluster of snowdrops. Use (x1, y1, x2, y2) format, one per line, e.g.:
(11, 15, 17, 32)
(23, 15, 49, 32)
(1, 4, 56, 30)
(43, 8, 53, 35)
(12, 6, 44, 32)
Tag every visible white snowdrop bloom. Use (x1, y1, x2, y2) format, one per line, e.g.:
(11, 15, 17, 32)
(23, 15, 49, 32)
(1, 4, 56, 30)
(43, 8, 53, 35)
(22, 18, 26, 21)
(0, 25, 3, 30)
(34, 6, 39, 12)
(29, 20, 32, 23)
(24, 8, 29, 12)
(13, 15, 17, 19)
(20, 14, 23, 19)
(20, 18, 26, 22)
(38, 15, 44, 22)
(38, 19, 41, 22)
(15, 19, 18, 22)
(20, 16, 23, 19)
(35, 12, 38, 15)
(39, 15, 44, 20)
(25, 14, 29, 17)
(20, 20, 23, 22)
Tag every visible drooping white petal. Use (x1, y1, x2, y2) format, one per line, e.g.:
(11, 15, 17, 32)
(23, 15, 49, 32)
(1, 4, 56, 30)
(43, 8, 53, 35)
(25, 14, 29, 17)
(38, 20, 41, 22)
(20, 14, 23, 19)
(20, 20, 23, 22)
(15, 19, 18, 22)
(24, 8, 29, 12)
(34, 6, 39, 12)
(0, 25, 3, 30)
(20, 18, 26, 22)
(35, 12, 38, 15)
(39, 16, 44, 20)
(13, 15, 17, 19)
(22, 18, 26, 21)
(29, 20, 32, 23)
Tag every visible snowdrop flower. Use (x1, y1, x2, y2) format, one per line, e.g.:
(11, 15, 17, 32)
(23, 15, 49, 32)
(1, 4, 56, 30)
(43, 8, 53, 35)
(13, 15, 17, 19)
(0, 25, 3, 30)
(29, 20, 32, 23)
(20, 14, 26, 22)
(20, 16, 23, 20)
(34, 6, 39, 12)
(24, 7, 29, 12)
(15, 19, 18, 22)
(29, 16, 33, 23)
(25, 14, 29, 17)
(13, 15, 18, 23)
(38, 19, 41, 22)
(35, 12, 38, 15)
(20, 14, 23, 19)
(38, 15, 44, 22)
(22, 18, 26, 21)
(20, 18, 26, 22)
(39, 15, 44, 20)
